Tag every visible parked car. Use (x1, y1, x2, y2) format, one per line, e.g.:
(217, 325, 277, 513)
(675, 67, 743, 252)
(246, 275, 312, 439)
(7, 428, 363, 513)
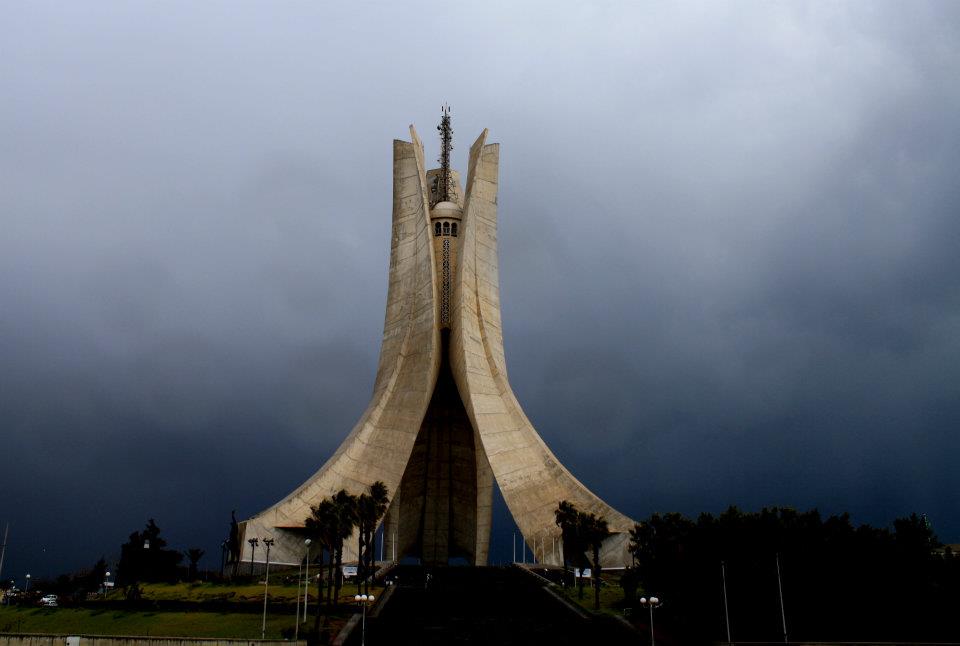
(39, 594, 58, 607)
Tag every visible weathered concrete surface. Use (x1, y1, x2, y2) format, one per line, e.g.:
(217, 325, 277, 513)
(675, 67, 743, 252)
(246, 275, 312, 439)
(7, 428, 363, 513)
(239, 126, 440, 565)
(240, 125, 633, 568)
(449, 129, 633, 566)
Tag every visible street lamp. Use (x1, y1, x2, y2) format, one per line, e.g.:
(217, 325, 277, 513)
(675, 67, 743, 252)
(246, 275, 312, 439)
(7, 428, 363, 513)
(103, 571, 111, 598)
(354, 593, 375, 646)
(776, 553, 788, 643)
(260, 538, 275, 640)
(721, 561, 731, 644)
(295, 539, 312, 643)
(639, 596, 662, 646)
(303, 539, 312, 622)
(25, 574, 31, 592)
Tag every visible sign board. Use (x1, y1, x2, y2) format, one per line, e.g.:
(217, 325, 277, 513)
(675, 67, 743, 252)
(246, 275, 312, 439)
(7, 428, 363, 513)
(341, 565, 358, 578)
(574, 568, 592, 578)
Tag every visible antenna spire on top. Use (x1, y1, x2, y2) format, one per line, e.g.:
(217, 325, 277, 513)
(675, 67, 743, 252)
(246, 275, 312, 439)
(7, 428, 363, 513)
(437, 103, 454, 203)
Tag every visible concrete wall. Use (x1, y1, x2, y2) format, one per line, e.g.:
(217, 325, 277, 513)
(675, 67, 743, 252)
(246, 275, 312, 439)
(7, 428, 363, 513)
(0, 637, 303, 646)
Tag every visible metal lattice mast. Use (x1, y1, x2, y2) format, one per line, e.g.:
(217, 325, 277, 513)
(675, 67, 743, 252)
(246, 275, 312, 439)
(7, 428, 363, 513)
(437, 103, 453, 203)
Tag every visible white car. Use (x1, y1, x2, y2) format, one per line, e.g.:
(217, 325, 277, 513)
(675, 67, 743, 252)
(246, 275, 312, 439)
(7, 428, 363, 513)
(40, 594, 58, 607)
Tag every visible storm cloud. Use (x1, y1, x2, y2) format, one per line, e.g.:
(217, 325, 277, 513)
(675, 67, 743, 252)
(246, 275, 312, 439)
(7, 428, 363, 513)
(1, 1, 959, 577)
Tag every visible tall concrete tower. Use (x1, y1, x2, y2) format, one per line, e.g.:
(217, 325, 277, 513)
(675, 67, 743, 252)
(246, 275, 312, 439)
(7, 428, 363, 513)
(239, 113, 634, 567)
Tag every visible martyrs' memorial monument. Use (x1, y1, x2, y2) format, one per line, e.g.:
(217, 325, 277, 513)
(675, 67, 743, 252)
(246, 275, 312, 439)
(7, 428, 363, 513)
(239, 110, 634, 568)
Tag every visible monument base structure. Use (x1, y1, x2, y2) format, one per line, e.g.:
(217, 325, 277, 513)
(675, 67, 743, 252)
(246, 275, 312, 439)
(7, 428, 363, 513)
(239, 121, 634, 568)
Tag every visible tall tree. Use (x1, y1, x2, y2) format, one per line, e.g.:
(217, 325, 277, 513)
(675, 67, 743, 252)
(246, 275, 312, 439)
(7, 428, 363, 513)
(81, 557, 109, 595)
(580, 512, 611, 611)
(330, 489, 358, 606)
(555, 500, 579, 584)
(305, 498, 337, 630)
(185, 548, 205, 580)
(116, 519, 182, 586)
(356, 481, 390, 595)
(555, 501, 590, 598)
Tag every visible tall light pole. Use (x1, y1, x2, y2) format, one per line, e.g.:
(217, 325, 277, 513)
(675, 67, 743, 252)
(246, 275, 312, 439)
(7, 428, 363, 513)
(103, 571, 111, 599)
(354, 593, 375, 646)
(25, 574, 31, 593)
(0, 523, 9, 582)
(302, 539, 312, 623)
(639, 596, 662, 646)
(261, 538, 274, 640)
(776, 553, 788, 643)
(294, 557, 303, 643)
(721, 561, 731, 643)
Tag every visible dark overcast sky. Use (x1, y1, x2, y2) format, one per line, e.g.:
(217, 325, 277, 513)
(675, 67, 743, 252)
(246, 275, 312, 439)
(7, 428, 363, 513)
(2, 2, 959, 579)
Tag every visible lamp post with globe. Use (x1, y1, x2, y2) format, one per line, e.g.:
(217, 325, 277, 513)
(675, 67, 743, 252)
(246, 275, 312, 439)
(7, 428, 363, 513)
(24, 574, 30, 593)
(294, 539, 312, 643)
(354, 593, 375, 646)
(639, 596, 662, 646)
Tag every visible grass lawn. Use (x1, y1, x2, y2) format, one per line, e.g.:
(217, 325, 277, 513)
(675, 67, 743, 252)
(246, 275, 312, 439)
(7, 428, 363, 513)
(133, 581, 303, 603)
(557, 572, 635, 617)
(0, 607, 295, 639)
(1, 580, 382, 639)
(107, 580, 382, 606)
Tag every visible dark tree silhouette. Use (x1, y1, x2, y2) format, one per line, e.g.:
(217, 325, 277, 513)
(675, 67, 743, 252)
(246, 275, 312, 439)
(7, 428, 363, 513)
(306, 497, 337, 628)
(580, 511, 611, 610)
(116, 519, 183, 586)
(555, 500, 581, 587)
(330, 490, 358, 606)
(555, 500, 592, 600)
(627, 507, 960, 644)
(227, 510, 241, 574)
(185, 548, 205, 580)
(356, 481, 390, 595)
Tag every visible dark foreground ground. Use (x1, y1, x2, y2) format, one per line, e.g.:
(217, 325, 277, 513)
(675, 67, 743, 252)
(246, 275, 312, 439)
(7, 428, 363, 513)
(355, 565, 637, 646)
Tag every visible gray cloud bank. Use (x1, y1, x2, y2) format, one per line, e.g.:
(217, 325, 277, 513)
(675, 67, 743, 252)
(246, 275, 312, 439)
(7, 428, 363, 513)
(1, 1, 958, 576)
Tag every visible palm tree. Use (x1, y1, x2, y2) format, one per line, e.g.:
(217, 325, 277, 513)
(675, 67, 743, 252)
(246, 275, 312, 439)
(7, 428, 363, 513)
(356, 481, 390, 595)
(305, 498, 337, 620)
(556, 500, 587, 596)
(579, 512, 611, 611)
(356, 493, 371, 595)
(330, 489, 358, 606)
